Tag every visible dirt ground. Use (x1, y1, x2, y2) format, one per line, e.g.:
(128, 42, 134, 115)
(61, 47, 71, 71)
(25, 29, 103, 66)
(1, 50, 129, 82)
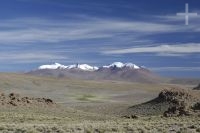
(0, 73, 199, 132)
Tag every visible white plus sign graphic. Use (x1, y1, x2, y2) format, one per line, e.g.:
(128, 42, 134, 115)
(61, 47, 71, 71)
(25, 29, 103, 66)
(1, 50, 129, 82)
(177, 3, 198, 25)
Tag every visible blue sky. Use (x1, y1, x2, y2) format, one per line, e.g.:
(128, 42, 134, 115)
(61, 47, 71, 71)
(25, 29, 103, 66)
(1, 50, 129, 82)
(0, 0, 200, 77)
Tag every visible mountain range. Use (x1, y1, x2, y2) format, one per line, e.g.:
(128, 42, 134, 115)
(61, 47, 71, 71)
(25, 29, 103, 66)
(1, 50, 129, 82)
(38, 62, 141, 71)
(28, 62, 161, 83)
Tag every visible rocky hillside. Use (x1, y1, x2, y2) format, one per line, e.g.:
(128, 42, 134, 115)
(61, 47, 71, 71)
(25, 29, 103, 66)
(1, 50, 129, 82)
(126, 88, 200, 117)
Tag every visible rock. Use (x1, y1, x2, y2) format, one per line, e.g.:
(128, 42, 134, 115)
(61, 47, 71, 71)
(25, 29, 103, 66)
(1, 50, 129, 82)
(164, 101, 198, 117)
(9, 101, 17, 106)
(159, 88, 199, 117)
(9, 93, 20, 98)
(158, 88, 193, 104)
(131, 115, 138, 119)
(194, 84, 200, 90)
(192, 102, 200, 110)
(0, 92, 55, 107)
(122, 115, 138, 119)
(44, 98, 53, 104)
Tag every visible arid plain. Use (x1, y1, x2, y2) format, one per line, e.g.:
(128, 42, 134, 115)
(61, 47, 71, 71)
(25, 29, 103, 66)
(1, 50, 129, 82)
(0, 73, 199, 132)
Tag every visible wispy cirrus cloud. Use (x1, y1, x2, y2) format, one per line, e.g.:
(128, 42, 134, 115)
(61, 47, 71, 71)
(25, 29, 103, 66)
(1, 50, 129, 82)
(102, 43, 200, 56)
(0, 17, 192, 44)
(0, 51, 68, 63)
(0, 15, 199, 69)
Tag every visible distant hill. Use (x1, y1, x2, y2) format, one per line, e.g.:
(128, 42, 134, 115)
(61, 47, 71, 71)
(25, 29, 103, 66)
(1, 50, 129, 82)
(169, 78, 200, 85)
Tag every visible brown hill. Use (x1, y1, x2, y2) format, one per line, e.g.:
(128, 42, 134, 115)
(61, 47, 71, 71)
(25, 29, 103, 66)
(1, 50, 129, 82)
(125, 88, 200, 117)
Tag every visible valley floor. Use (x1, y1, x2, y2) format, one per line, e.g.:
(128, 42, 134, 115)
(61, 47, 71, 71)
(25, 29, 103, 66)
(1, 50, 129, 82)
(0, 73, 199, 133)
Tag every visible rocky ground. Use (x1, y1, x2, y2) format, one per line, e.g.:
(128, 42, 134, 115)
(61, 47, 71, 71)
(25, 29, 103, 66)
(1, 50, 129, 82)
(0, 74, 199, 132)
(0, 87, 199, 132)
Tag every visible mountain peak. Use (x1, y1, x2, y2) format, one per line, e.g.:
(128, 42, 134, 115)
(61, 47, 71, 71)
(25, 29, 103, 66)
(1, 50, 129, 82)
(124, 63, 140, 69)
(103, 62, 140, 69)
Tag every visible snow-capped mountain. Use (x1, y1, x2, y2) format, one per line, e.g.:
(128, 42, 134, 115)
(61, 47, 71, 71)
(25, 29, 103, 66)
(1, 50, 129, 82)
(29, 62, 160, 83)
(38, 63, 98, 71)
(38, 62, 141, 71)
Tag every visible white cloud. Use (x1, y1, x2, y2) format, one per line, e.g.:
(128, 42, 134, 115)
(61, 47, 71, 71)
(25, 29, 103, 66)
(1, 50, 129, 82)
(151, 14, 200, 31)
(0, 17, 188, 44)
(0, 51, 67, 63)
(155, 53, 187, 57)
(102, 43, 200, 55)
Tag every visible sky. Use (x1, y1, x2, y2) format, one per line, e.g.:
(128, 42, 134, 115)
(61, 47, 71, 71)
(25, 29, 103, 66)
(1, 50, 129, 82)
(0, 0, 200, 78)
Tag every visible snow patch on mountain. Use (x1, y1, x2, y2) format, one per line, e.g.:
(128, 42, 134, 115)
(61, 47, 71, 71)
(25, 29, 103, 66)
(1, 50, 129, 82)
(103, 62, 124, 68)
(124, 63, 140, 69)
(77, 64, 99, 71)
(103, 62, 140, 69)
(67, 64, 98, 71)
(39, 63, 67, 70)
(38, 63, 98, 71)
